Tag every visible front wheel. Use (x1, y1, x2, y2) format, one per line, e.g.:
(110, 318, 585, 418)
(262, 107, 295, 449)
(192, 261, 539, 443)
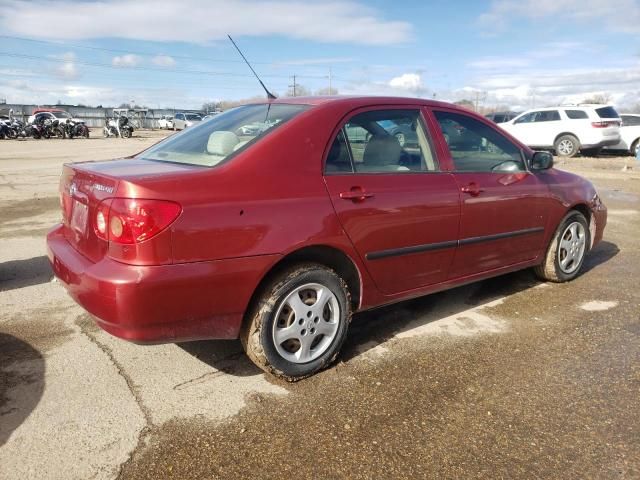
(241, 264, 351, 380)
(630, 139, 639, 157)
(534, 210, 590, 282)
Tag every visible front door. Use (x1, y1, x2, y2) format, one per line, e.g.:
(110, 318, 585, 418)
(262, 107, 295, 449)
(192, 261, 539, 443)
(323, 107, 460, 295)
(430, 108, 549, 279)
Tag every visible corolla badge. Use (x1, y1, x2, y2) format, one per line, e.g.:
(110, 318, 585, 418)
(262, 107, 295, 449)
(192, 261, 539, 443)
(93, 184, 114, 194)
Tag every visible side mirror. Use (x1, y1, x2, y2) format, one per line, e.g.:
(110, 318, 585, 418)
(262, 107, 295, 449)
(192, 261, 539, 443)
(531, 151, 554, 170)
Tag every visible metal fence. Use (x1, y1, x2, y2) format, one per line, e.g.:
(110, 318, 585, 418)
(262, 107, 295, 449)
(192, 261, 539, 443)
(0, 104, 204, 128)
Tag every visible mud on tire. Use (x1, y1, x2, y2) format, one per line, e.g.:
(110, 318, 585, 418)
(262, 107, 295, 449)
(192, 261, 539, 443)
(534, 210, 590, 282)
(240, 263, 352, 381)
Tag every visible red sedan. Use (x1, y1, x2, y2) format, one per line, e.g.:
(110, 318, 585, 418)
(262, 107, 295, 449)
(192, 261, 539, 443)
(47, 96, 607, 380)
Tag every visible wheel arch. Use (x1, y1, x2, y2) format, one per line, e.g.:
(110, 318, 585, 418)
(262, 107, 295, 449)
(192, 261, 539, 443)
(244, 244, 363, 325)
(554, 132, 580, 145)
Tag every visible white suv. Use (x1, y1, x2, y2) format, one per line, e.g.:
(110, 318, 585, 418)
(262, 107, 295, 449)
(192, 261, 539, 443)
(500, 105, 621, 157)
(603, 114, 640, 156)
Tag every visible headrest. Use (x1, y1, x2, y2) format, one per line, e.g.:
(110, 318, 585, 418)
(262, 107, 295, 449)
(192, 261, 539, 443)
(207, 131, 240, 156)
(363, 135, 402, 166)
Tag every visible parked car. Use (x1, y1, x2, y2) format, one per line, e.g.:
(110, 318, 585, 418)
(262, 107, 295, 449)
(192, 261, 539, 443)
(47, 96, 607, 380)
(157, 115, 174, 130)
(173, 112, 202, 130)
(500, 105, 621, 157)
(28, 109, 77, 125)
(602, 113, 640, 156)
(485, 111, 519, 124)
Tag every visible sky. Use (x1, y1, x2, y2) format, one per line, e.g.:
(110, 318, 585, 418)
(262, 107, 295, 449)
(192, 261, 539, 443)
(0, 0, 638, 110)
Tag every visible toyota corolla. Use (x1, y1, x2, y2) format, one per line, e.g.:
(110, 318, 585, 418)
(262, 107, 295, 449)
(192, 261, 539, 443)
(47, 96, 607, 380)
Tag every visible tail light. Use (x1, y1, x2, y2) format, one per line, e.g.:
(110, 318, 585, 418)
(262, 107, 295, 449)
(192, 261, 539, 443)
(93, 198, 181, 244)
(591, 121, 620, 128)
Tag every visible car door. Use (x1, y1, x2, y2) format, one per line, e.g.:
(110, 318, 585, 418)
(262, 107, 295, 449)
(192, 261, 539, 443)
(430, 108, 549, 279)
(323, 107, 460, 295)
(174, 113, 184, 130)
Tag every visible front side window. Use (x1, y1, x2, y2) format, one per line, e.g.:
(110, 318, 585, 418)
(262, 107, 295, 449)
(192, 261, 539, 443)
(533, 110, 560, 122)
(325, 109, 437, 174)
(141, 104, 308, 167)
(514, 112, 536, 124)
(434, 110, 525, 173)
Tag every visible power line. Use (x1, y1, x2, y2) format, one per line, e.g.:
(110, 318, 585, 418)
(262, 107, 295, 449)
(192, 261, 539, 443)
(0, 51, 328, 80)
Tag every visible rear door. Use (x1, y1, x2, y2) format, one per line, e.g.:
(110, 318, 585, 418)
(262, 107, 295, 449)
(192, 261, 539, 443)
(429, 108, 549, 279)
(323, 107, 460, 295)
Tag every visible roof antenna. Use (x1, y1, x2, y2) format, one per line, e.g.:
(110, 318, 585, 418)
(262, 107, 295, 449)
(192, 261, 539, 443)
(227, 34, 277, 100)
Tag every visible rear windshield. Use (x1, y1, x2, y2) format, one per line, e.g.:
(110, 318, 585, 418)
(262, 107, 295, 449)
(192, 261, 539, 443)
(141, 104, 308, 167)
(185, 114, 202, 121)
(595, 106, 619, 119)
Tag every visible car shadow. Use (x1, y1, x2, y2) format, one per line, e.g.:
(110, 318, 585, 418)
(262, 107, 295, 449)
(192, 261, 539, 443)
(0, 334, 45, 447)
(581, 240, 619, 275)
(343, 241, 619, 362)
(176, 340, 262, 377)
(0, 256, 52, 292)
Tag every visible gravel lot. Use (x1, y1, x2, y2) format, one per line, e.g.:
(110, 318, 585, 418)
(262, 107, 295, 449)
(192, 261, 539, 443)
(1, 132, 639, 479)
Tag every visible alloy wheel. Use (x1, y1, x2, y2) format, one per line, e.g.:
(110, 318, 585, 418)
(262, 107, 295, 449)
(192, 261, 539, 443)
(272, 283, 340, 364)
(557, 221, 586, 274)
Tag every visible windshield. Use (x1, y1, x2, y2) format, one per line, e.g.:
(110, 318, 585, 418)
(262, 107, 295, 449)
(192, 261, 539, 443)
(141, 103, 309, 167)
(185, 114, 202, 121)
(52, 111, 72, 119)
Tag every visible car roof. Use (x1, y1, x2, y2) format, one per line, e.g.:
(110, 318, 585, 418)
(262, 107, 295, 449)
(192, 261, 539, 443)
(248, 95, 464, 110)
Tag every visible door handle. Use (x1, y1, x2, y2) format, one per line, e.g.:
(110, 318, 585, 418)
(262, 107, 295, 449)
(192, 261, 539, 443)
(460, 183, 484, 197)
(339, 188, 374, 202)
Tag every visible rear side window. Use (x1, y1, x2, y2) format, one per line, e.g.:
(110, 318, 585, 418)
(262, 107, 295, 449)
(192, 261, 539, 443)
(565, 110, 588, 119)
(325, 109, 437, 174)
(596, 106, 619, 118)
(141, 104, 308, 167)
(434, 110, 525, 173)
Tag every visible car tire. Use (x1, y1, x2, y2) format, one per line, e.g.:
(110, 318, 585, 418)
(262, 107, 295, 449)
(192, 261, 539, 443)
(241, 263, 352, 381)
(554, 135, 579, 157)
(534, 210, 590, 282)
(630, 139, 639, 157)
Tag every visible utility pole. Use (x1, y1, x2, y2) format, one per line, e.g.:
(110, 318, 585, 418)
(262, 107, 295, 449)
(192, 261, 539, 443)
(289, 75, 297, 97)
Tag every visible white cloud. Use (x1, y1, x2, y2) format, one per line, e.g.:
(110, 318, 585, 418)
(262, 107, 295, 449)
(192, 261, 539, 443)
(112, 54, 142, 67)
(388, 73, 424, 92)
(152, 55, 176, 67)
(456, 65, 640, 110)
(1, 0, 412, 46)
(50, 51, 80, 79)
(479, 0, 640, 34)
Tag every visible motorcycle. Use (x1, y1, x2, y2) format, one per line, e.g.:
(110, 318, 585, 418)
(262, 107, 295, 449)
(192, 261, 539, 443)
(0, 119, 13, 139)
(63, 118, 90, 139)
(118, 115, 134, 138)
(104, 115, 133, 138)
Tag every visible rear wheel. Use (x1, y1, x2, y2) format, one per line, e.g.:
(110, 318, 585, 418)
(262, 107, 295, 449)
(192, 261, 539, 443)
(241, 264, 351, 381)
(554, 135, 579, 157)
(534, 210, 589, 282)
(631, 139, 639, 157)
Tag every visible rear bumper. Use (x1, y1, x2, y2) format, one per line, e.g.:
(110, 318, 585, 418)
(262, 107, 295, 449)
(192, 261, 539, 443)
(47, 225, 279, 343)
